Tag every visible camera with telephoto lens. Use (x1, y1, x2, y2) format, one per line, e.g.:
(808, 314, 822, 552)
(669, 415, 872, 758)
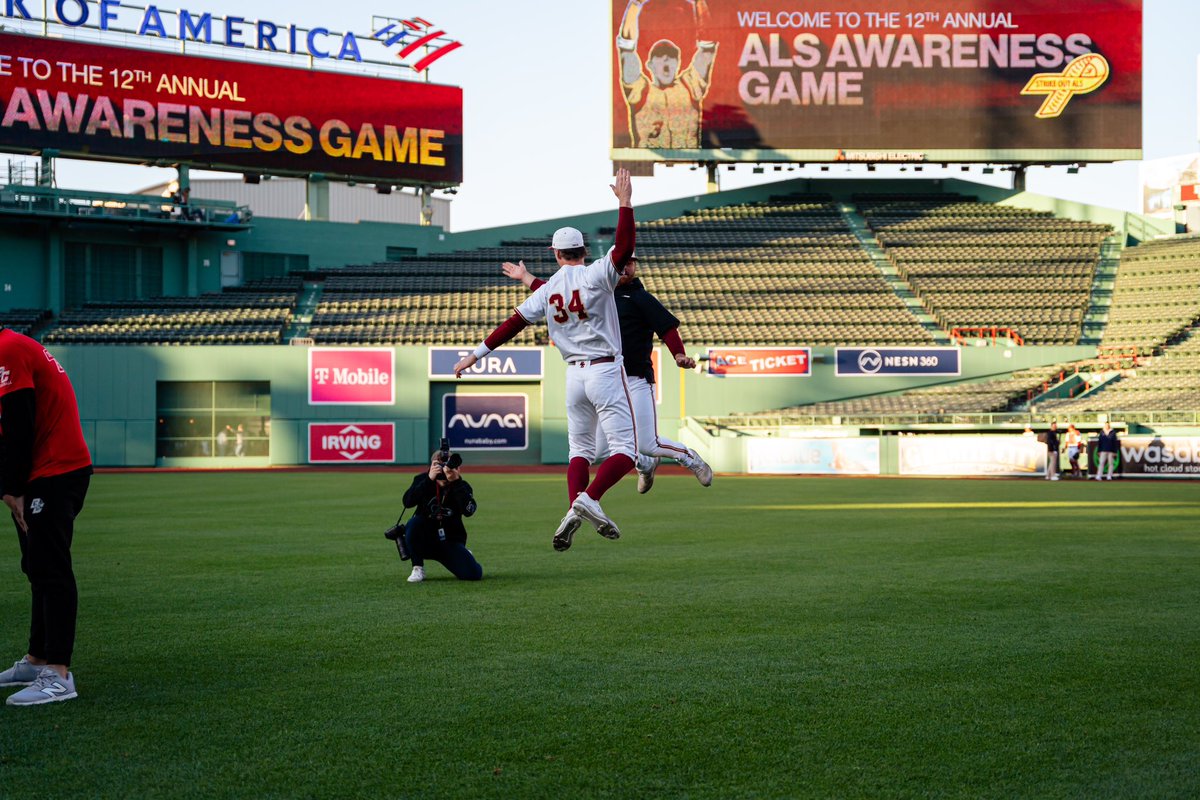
(385, 519, 410, 560)
(434, 437, 463, 481)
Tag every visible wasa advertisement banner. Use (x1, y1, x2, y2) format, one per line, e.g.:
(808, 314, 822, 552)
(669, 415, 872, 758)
(1101, 436, 1200, 479)
(706, 347, 811, 377)
(747, 437, 880, 474)
(443, 394, 528, 451)
(0, 32, 463, 183)
(899, 435, 1045, 476)
(610, 0, 1141, 163)
(308, 423, 395, 464)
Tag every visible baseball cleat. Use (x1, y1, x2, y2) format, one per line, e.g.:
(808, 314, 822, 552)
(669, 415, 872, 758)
(553, 510, 583, 551)
(571, 493, 620, 540)
(637, 457, 660, 494)
(687, 455, 714, 487)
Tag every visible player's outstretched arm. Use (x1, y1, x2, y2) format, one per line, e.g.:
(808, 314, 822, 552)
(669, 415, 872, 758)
(502, 261, 538, 290)
(611, 167, 633, 208)
(617, 0, 645, 85)
(692, 0, 718, 84)
(455, 312, 530, 377)
(609, 168, 636, 271)
(662, 327, 695, 369)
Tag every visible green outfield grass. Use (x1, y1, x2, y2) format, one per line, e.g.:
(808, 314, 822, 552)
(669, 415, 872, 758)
(2, 472, 1198, 799)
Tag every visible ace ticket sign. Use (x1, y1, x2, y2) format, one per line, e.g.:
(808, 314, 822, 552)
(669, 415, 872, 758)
(610, 0, 1141, 163)
(706, 347, 811, 377)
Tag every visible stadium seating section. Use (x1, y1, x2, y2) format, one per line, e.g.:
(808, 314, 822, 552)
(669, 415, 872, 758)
(1097, 236, 1200, 353)
(858, 193, 1111, 345)
(756, 364, 1073, 418)
(0, 308, 51, 337)
(41, 277, 299, 344)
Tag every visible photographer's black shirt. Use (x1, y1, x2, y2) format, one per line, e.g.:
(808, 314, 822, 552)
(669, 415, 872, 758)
(403, 473, 476, 544)
(617, 278, 680, 384)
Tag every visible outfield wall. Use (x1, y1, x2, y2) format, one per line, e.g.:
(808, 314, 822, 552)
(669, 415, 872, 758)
(51, 343, 1094, 470)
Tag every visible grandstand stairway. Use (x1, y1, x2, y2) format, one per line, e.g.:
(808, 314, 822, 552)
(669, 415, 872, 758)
(838, 203, 951, 344)
(1080, 234, 1123, 345)
(284, 280, 324, 342)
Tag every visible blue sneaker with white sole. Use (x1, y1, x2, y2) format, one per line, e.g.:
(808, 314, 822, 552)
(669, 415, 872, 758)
(6, 667, 77, 706)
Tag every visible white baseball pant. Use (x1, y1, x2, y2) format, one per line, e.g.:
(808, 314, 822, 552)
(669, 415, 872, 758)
(595, 374, 695, 468)
(566, 357, 637, 461)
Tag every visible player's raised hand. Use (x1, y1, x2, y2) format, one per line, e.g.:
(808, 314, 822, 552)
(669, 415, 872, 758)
(611, 168, 633, 207)
(453, 354, 477, 378)
(675, 353, 696, 370)
(502, 260, 529, 283)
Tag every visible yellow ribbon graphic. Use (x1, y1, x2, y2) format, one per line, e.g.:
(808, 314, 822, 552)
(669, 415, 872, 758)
(1021, 53, 1111, 119)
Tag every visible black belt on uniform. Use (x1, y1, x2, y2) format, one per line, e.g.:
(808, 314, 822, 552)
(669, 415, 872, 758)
(569, 356, 616, 367)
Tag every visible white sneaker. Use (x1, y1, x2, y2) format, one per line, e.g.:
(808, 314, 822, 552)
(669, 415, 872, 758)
(0, 657, 41, 687)
(407, 566, 425, 583)
(686, 455, 714, 487)
(553, 509, 583, 551)
(1106, 475, 1113, 481)
(637, 457, 660, 494)
(1051, 476, 1060, 481)
(571, 493, 620, 540)
(6, 667, 76, 706)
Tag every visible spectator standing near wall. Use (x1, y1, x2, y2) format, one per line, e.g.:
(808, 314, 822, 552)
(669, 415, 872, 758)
(1043, 422, 1061, 481)
(1094, 422, 1120, 481)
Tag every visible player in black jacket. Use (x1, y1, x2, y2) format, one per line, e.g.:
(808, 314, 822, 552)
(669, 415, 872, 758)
(394, 451, 481, 583)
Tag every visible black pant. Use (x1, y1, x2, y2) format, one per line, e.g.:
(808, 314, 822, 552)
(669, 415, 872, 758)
(13, 468, 90, 666)
(404, 518, 482, 581)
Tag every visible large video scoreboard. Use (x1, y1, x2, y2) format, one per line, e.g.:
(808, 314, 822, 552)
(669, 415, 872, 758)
(611, 0, 1142, 164)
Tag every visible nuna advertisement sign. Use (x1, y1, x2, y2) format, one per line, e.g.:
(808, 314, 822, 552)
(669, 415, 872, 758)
(443, 393, 528, 450)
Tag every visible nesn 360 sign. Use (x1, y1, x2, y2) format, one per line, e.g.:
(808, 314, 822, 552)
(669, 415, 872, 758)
(836, 347, 961, 377)
(6, 0, 368, 61)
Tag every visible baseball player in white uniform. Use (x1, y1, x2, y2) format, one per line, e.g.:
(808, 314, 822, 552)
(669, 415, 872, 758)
(503, 256, 714, 494)
(454, 169, 639, 551)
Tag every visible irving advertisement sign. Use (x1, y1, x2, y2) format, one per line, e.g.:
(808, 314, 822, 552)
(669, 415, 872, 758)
(610, 0, 1141, 162)
(0, 32, 463, 183)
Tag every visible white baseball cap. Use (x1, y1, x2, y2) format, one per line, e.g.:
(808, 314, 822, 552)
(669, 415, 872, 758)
(550, 227, 585, 250)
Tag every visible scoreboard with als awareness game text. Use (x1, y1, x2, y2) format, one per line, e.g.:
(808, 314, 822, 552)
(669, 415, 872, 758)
(0, 32, 462, 184)
(612, 0, 1141, 163)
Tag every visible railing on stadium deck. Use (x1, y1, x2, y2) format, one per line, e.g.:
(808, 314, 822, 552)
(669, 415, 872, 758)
(696, 409, 1200, 432)
(0, 184, 252, 228)
(950, 327, 1025, 347)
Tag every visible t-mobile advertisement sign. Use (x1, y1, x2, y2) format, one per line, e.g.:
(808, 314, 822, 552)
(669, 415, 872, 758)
(308, 423, 396, 464)
(308, 348, 395, 405)
(443, 394, 528, 450)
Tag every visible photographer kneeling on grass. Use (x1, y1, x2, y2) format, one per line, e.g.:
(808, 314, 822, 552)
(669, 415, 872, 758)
(386, 445, 481, 583)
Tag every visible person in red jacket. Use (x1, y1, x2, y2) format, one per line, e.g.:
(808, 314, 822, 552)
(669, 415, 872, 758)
(0, 329, 92, 706)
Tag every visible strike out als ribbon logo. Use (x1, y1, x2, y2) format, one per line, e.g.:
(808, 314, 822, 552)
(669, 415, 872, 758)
(372, 17, 462, 74)
(1021, 53, 1111, 119)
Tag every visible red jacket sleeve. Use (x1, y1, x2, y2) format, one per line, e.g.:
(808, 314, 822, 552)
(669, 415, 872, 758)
(612, 206, 635, 271)
(484, 312, 530, 351)
(661, 327, 686, 359)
